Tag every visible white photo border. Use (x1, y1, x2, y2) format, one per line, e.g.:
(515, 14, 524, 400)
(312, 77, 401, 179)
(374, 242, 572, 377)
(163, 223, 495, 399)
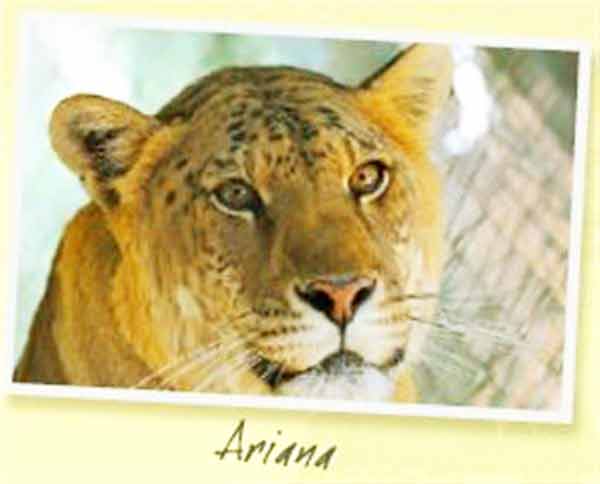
(2, 11, 592, 425)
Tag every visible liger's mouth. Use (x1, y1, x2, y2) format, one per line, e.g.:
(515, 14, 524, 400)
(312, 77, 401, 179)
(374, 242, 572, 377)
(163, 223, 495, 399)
(250, 348, 405, 388)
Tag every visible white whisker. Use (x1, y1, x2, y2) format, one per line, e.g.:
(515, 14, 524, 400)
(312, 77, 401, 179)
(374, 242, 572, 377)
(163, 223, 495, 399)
(160, 335, 250, 388)
(192, 349, 255, 392)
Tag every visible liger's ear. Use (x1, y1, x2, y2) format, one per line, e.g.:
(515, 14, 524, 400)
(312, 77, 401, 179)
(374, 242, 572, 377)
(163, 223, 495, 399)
(50, 94, 160, 208)
(355, 44, 453, 142)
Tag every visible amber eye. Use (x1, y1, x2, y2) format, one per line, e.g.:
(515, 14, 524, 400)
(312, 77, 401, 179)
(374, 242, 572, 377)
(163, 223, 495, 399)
(213, 179, 263, 215)
(349, 161, 389, 201)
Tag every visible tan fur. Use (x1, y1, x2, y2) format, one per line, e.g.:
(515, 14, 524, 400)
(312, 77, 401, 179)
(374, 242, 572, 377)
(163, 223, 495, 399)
(15, 45, 452, 402)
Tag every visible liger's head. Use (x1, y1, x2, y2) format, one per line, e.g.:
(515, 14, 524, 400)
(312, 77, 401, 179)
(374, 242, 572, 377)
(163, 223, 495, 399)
(49, 44, 453, 401)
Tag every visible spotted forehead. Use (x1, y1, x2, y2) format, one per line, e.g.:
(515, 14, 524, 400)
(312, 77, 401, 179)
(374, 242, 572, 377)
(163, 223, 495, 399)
(157, 66, 387, 184)
(157, 66, 352, 123)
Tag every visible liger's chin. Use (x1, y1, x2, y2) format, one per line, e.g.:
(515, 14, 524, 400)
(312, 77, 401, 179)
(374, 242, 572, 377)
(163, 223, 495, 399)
(276, 367, 395, 401)
(272, 351, 398, 402)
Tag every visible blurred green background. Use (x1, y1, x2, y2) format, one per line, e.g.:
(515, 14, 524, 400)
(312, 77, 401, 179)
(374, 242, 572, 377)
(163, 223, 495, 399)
(14, 16, 578, 409)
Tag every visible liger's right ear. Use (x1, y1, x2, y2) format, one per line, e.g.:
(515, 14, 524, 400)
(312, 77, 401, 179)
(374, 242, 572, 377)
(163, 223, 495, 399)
(50, 94, 160, 208)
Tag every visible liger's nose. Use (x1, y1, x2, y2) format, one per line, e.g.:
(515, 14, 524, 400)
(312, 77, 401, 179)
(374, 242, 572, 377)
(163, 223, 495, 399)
(296, 276, 376, 327)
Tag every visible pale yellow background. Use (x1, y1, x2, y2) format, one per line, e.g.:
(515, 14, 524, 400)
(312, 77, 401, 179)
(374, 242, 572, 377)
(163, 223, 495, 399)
(0, 1, 598, 483)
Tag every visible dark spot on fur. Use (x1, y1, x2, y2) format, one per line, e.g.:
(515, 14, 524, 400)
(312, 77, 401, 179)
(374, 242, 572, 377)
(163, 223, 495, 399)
(264, 114, 275, 127)
(320, 108, 341, 124)
(231, 103, 248, 117)
(301, 122, 319, 141)
(213, 157, 231, 169)
(281, 118, 297, 133)
(103, 188, 120, 207)
(227, 71, 245, 82)
(264, 73, 283, 83)
(281, 105, 299, 117)
(300, 149, 314, 165)
(165, 191, 176, 205)
(289, 97, 312, 104)
(358, 138, 377, 150)
(263, 89, 282, 100)
(317, 105, 335, 115)
(231, 131, 246, 143)
(258, 329, 279, 338)
(269, 133, 284, 142)
(184, 172, 196, 188)
(175, 158, 189, 170)
(227, 120, 244, 132)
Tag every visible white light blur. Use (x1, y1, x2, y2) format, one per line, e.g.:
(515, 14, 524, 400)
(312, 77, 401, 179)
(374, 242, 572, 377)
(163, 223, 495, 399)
(444, 45, 493, 155)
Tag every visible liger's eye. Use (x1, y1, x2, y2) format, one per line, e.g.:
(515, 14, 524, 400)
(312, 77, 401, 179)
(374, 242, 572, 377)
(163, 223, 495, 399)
(349, 160, 390, 201)
(213, 179, 263, 215)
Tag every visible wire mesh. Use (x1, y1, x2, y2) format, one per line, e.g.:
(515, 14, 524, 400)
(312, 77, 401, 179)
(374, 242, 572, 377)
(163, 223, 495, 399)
(416, 47, 576, 409)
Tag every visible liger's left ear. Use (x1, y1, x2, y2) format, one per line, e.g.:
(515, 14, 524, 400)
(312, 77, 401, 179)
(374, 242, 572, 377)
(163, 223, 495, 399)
(355, 44, 453, 141)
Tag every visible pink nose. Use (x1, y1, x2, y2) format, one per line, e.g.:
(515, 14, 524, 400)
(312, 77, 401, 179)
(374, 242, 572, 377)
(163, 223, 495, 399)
(297, 277, 376, 326)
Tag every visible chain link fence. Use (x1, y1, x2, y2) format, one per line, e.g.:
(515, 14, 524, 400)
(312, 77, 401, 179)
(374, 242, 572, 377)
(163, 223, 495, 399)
(416, 47, 577, 409)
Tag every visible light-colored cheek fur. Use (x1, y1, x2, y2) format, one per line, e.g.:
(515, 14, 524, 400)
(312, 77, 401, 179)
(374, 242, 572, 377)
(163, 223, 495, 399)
(388, 241, 441, 366)
(345, 285, 409, 365)
(271, 289, 341, 370)
(276, 367, 395, 401)
(175, 285, 204, 320)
